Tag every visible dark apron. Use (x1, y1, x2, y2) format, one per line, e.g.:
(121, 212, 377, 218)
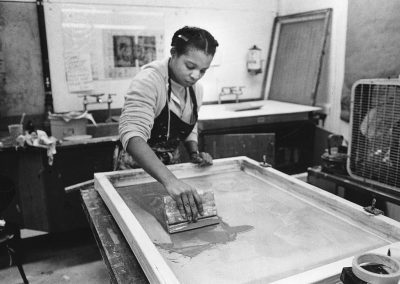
(116, 72, 198, 170)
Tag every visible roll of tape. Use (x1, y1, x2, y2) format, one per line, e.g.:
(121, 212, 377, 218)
(352, 253, 400, 284)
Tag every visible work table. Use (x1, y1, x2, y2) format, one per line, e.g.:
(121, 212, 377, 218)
(57, 135, 119, 147)
(199, 100, 320, 120)
(81, 185, 148, 283)
(85, 157, 400, 283)
(198, 100, 321, 130)
(0, 135, 118, 155)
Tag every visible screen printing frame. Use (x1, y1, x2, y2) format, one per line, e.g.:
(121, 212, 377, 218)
(94, 157, 400, 284)
(261, 9, 331, 106)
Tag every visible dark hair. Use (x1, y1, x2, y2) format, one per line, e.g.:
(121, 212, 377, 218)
(171, 26, 218, 57)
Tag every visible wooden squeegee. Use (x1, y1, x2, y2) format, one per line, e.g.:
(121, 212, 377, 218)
(163, 190, 219, 234)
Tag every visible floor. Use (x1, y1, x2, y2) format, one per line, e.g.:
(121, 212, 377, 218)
(0, 228, 110, 284)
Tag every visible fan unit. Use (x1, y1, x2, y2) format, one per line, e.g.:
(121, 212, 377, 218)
(348, 79, 400, 190)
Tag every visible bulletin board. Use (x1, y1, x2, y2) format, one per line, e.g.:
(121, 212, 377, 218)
(0, 1, 45, 117)
(43, 1, 165, 113)
(44, 1, 276, 112)
(262, 9, 331, 106)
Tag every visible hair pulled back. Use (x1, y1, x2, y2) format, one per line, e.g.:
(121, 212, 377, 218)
(171, 26, 218, 57)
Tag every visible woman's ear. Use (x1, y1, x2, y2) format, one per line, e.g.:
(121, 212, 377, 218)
(170, 47, 177, 56)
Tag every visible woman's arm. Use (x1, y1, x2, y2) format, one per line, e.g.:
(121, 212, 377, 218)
(126, 136, 203, 222)
(184, 140, 213, 167)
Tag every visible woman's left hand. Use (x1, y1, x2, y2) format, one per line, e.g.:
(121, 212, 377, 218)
(190, 152, 213, 167)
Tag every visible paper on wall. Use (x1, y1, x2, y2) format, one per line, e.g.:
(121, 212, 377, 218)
(64, 52, 94, 93)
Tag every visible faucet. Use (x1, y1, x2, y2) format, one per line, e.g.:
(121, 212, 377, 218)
(79, 93, 116, 122)
(218, 86, 245, 104)
(80, 93, 104, 110)
(105, 94, 116, 123)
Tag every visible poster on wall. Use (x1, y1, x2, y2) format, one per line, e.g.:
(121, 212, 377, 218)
(64, 52, 94, 93)
(103, 30, 164, 79)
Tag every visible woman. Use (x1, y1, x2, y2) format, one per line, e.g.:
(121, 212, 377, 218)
(118, 26, 218, 222)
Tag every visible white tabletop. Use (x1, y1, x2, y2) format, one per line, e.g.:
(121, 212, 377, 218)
(199, 100, 321, 121)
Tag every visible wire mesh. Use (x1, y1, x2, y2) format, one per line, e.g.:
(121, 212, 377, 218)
(348, 80, 400, 190)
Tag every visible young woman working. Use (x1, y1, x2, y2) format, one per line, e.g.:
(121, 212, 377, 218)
(118, 26, 218, 223)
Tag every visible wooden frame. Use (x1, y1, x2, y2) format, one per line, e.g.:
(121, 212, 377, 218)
(95, 157, 400, 283)
(261, 9, 331, 105)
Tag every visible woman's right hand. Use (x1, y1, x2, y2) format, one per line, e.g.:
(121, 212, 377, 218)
(124, 138, 204, 222)
(164, 179, 204, 222)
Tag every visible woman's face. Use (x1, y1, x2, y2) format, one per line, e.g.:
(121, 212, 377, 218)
(169, 48, 214, 87)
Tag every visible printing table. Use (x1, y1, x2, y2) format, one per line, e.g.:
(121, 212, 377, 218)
(80, 157, 400, 283)
(80, 185, 148, 283)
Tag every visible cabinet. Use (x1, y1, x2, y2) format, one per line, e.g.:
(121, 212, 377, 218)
(307, 166, 400, 215)
(0, 139, 118, 232)
(202, 133, 275, 165)
(197, 100, 321, 175)
(199, 120, 316, 174)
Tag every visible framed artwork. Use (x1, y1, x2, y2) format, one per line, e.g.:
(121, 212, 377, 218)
(113, 35, 136, 68)
(135, 35, 156, 67)
(104, 30, 163, 79)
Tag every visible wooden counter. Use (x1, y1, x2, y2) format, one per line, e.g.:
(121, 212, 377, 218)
(80, 185, 148, 284)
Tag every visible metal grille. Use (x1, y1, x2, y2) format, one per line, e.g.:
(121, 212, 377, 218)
(348, 79, 400, 190)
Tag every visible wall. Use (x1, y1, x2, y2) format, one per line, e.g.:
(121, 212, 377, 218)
(341, 0, 400, 123)
(278, 0, 349, 140)
(282, 0, 400, 222)
(0, 0, 45, 117)
(341, 0, 400, 222)
(44, 0, 278, 113)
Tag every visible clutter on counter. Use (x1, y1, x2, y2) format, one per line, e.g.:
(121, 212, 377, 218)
(8, 124, 23, 141)
(16, 130, 57, 165)
(48, 111, 96, 140)
(48, 111, 96, 124)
